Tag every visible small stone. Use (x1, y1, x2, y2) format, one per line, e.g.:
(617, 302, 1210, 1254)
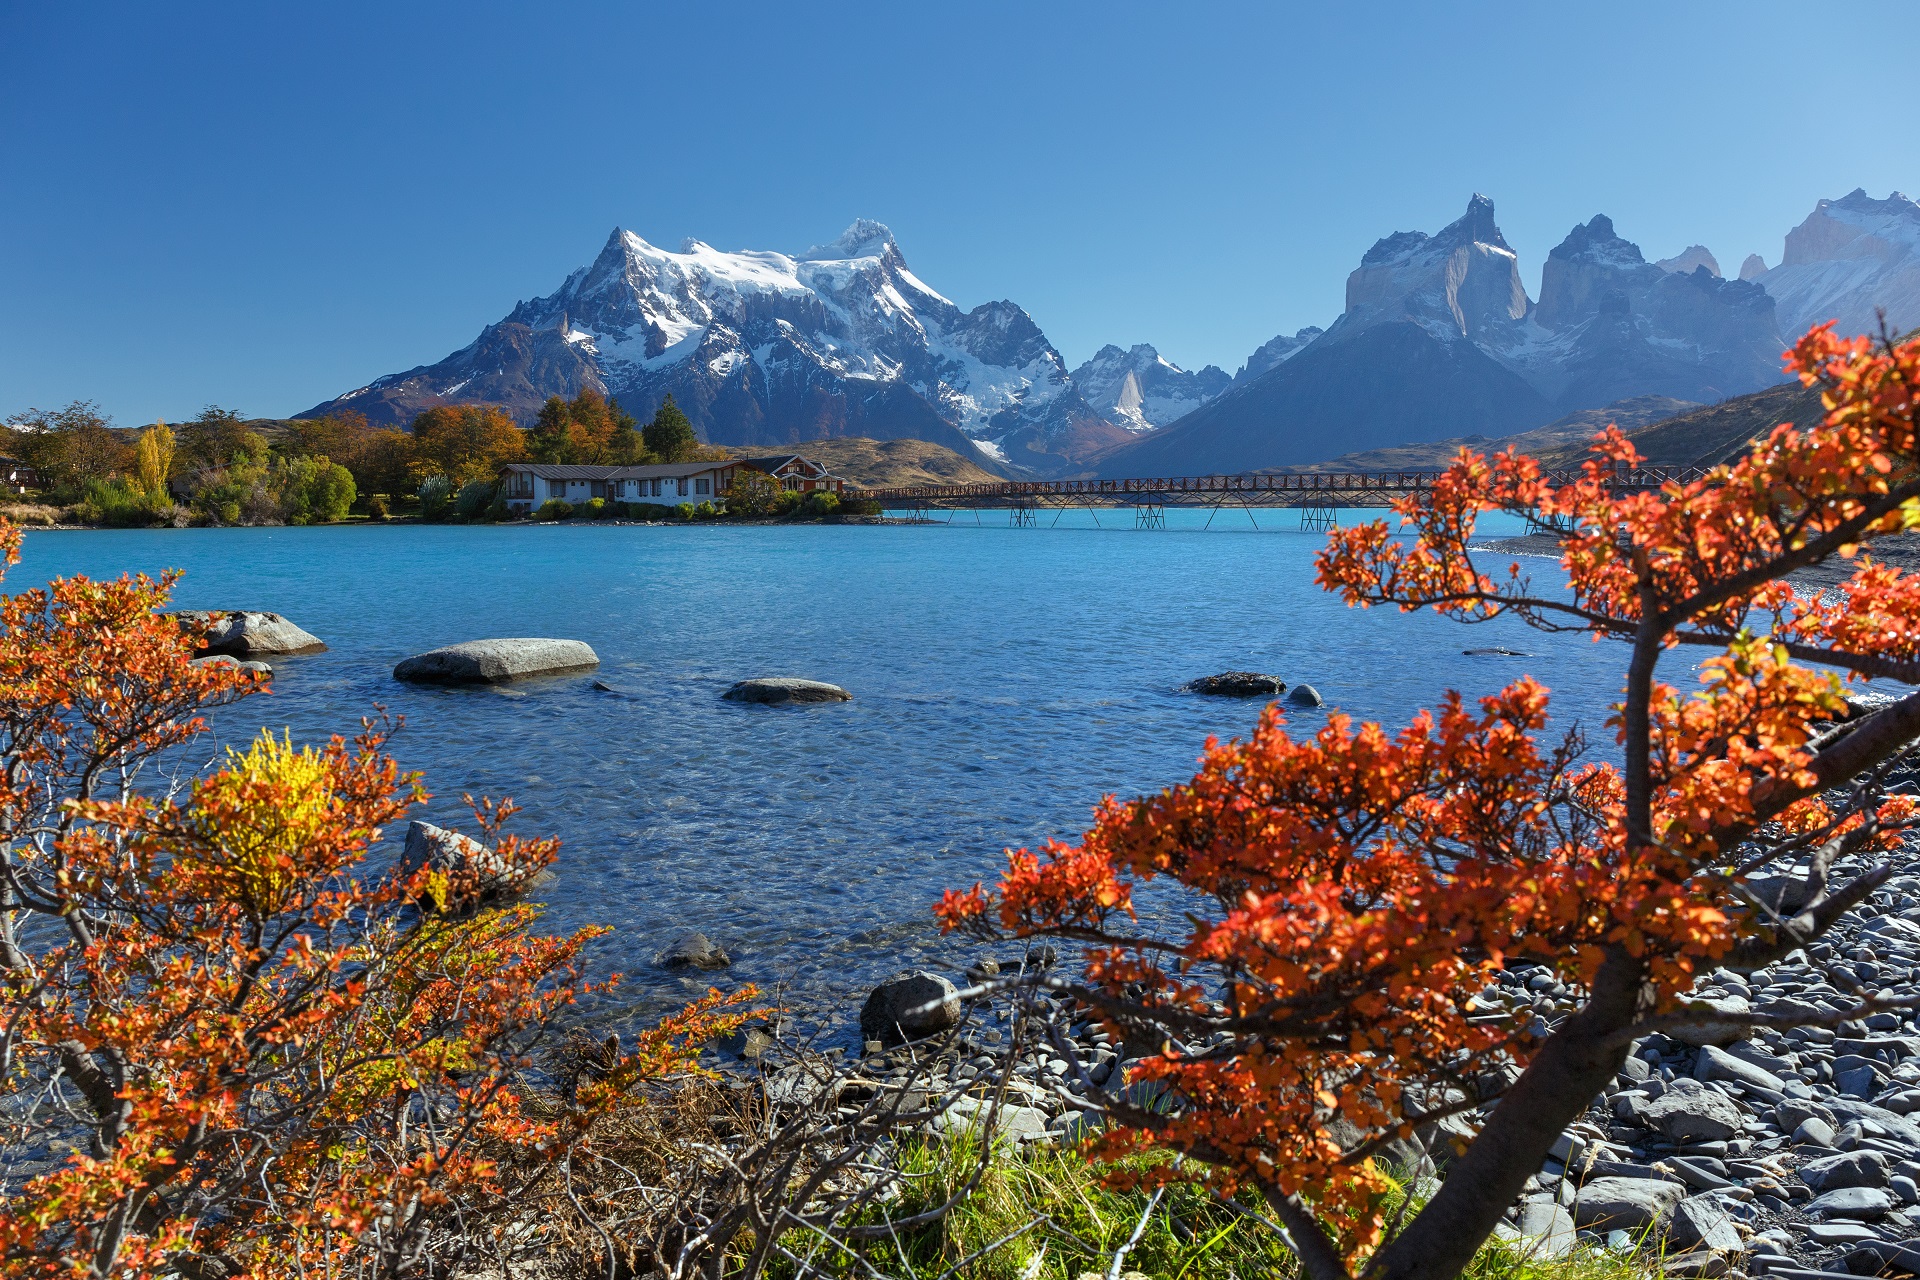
(1645, 1079, 1745, 1144)
(1668, 994, 1755, 1047)
(1804, 1221, 1883, 1245)
(1513, 1201, 1576, 1258)
(1669, 1195, 1744, 1253)
(1796, 1117, 1840, 1147)
(1572, 1177, 1685, 1233)
(1806, 1185, 1896, 1220)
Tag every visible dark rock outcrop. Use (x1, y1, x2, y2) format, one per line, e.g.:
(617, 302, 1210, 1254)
(1184, 672, 1285, 698)
(657, 932, 732, 970)
(860, 971, 960, 1044)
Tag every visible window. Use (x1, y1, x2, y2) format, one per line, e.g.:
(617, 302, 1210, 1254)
(677, 478, 689, 497)
(694, 477, 710, 495)
(505, 472, 533, 498)
(650, 478, 662, 497)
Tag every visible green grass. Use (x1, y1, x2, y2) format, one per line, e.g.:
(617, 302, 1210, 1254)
(762, 1136, 1660, 1280)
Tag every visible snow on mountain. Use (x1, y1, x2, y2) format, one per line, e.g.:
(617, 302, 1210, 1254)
(301, 220, 1132, 476)
(1758, 189, 1920, 338)
(1654, 246, 1721, 277)
(1068, 344, 1230, 431)
(1096, 196, 1787, 477)
(1232, 327, 1325, 385)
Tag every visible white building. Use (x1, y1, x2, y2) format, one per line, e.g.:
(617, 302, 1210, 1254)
(497, 456, 843, 516)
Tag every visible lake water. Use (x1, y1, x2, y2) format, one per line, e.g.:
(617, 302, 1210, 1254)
(12, 510, 1637, 1039)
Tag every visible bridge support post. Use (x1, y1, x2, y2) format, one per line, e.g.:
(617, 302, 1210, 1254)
(1009, 501, 1036, 528)
(1135, 501, 1166, 530)
(1298, 499, 1339, 532)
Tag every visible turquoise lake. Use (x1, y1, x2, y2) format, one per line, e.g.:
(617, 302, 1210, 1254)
(13, 510, 1634, 1037)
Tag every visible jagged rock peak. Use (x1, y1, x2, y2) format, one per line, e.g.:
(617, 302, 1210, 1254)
(801, 219, 900, 262)
(1550, 215, 1648, 267)
(1740, 254, 1768, 281)
(1655, 246, 1722, 277)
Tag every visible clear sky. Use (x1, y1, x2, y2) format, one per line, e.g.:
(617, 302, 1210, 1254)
(3, 0, 1916, 426)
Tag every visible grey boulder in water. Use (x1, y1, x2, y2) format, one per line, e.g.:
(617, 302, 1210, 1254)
(723, 677, 852, 704)
(393, 638, 600, 684)
(177, 610, 325, 656)
(1286, 684, 1324, 707)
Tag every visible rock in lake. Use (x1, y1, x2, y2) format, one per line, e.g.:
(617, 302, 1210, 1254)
(723, 677, 851, 705)
(1184, 672, 1285, 698)
(1286, 684, 1324, 707)
(177, 610, 325, 656)
(395, 819, 541, 911)
(860, 971, 960, 1044)
(393, 639, 600, 684)
(657, 932, 731, 970)
(190, 654, 272, 678)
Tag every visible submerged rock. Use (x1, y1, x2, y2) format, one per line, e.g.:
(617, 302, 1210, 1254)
(1184, 671, 1285, 698)
(190, 654, 272, 678)
(657, 931, 732, 970)
(723, 677, 852, 704)
(1286, 684, 1324, 707)
(177, 610, 325, 656)
(393, 638, 599, 684)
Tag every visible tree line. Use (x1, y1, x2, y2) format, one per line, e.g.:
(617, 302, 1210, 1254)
(0, 390, 705, 526)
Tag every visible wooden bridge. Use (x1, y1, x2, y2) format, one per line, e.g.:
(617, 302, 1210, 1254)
(858, 467, 1712, 529)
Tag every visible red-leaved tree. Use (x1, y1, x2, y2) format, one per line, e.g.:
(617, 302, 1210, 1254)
(0, 542, 751, 1279)
(940, 323, 1920, 1280)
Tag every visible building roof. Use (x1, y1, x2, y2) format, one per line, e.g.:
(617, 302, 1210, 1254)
(499, 462, 733, 480)
(735, 454, 832, 476)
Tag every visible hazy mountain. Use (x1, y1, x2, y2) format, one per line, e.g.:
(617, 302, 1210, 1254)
(1095, 196, 1785, 476)
(1068, 344, 1230, 431)
(1757, 189, 1920, 338)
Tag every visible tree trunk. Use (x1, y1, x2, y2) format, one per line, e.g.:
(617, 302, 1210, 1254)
(1366, 945, 1643, 1280)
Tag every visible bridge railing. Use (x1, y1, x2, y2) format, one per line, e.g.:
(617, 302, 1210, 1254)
(859, 465, 1713, 505)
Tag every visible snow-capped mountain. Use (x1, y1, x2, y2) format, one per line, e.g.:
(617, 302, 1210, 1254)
(1097, 196, 1787, 476)
(301, 220, 1133, 476)
(1757, 189, 1920, 338)
(1067, 344, 1229, 432)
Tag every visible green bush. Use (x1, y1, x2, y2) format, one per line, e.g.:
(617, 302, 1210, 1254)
(628, 502, 676, 521)
(79, 478, 171, 527)
(675, 502, 696, 521)
(275, 455, 356, 524)
(693, 500, 717, 519)
(367, 496, 390, 520)
(839, 495, 882, 517)
(770, 489, 804, 517)
(799, 490, 841, 520)
(417, 474, 454, 520)
(584, 497, 607, 519)
(452, 479, 496, 519)
(536, 498, 573, 521)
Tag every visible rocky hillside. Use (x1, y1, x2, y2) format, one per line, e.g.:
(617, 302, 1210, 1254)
(299, 221, 1127, 478)
(1094, 197, 1788, 476)
(1297, 394, 1698, 473)
(796, 437, 1004, 489)
(1535, 380, 1825, 470)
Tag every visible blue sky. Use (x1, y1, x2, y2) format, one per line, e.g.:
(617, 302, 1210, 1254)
(3, 0, 1916, 426)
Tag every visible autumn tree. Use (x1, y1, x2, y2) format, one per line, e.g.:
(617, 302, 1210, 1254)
(133, 421, 175, 498)
(354, 426, 419, 498)
(409, 403, 527, 484)
(724, 467, 780, 515)
(0, 535, 752, 1277)
(940, 323, 1920, 1280)
(280, 409, 372, 467)
(5, 401, 133, 495)
(643, 393, 700, 463)
(527, 389, 644, 465)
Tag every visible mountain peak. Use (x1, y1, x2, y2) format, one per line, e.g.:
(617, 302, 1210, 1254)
(1437, 194, 1510, 252)
(801, 219, 899, 262)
